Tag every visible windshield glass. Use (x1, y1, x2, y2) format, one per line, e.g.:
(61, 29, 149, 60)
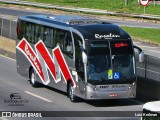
(112, 55, 135, 79)
(87, 41, 111, 80)
(87, 40, 135, 83)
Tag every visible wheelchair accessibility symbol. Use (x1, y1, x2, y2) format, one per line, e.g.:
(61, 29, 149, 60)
(114, 72, 120, 79)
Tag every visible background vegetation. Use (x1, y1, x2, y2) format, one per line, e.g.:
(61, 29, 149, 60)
(24, 0, 160, 44)
(26, 0, 160, 15)
(121, 26, 160, 44)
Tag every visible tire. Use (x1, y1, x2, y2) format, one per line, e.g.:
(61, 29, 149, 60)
(68, 82, 78, 102)
(30, 69, 39, 87)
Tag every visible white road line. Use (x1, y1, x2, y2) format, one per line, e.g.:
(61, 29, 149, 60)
(0, 117, 8, 120)
(0, 54, 16, 61)
(133, 42, 141, 44)
(137, 67, 160, 74)
(140, 46, 160, 49)
(24, 91, 52, 103)
(143, 49, 160, 53)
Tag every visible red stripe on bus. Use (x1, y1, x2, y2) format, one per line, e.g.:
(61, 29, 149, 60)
(17, 39, 45, 81)
(36, 41, 56, 80)
(53, 47, 75, 87)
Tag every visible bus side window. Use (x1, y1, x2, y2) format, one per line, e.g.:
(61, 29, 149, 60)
(31, 24, 35, 43)
(55, 29, 65, 50)
(23, 22, 27, 40)
(73, 33, 83, 72)
(26, 23, 30, 42)
(17, 20, 23, 40)
(50, 29, 55, 48)
(43, 27, 54, 48)
(39, 26, 44, 41)
(43, 27, 49, 45)
(26, 23, 34, 43)
(35, 24, 40, 43)
(21, 21, 25, 39)
(64, 32, 73, 57)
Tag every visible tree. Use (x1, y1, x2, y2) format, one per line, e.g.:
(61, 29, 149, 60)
(125, 0, 128, 6)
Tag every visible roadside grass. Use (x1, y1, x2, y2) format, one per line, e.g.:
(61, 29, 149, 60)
(121, 26, 160, 44)
(4, 53, 9, 57)
(25, 0, 160, 15)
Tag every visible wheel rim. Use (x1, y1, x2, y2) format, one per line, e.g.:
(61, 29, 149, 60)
(69, 84, 74, 100)
(31, 72, 35, 84)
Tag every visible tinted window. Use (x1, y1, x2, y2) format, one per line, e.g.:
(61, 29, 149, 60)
(26, 23, 35, 43)
(73, 33, 82, 60)
(73, 33, 84, 78)
(55, 29, 65, 50)
(88, 41, 110, 56)
(63, 32, 73, 56)
(17, 20, 26, 40)
(34, 24, 41, 43)
(43, 27, 54, 48)
(17, 20, 22, 40)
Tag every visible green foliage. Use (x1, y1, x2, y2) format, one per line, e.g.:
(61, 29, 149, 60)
(25, 0, 160, 15)
(121, 26, 160, 44)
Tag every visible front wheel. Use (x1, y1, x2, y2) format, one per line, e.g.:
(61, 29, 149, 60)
(68, 82, 78, 102)
(30, 69, 39, 87)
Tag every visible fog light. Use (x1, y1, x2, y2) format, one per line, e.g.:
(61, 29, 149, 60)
(132, 82, 136, 86)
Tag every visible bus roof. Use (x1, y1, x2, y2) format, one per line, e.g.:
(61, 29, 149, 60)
(20, 15, 103, 25)
(19, 15, 131, 40)
(72, 24, 130, 40)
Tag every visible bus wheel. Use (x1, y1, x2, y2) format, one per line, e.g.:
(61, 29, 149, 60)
(30, 69, 39, 87)
(68, 82, 78, 102)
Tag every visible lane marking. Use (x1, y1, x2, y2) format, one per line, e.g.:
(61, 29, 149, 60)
(137, 67, 160, 75)
(133, 42, 141, 44)
(0, 117, 9, 120)
(24, 91, 52, 103)
(139, 46, 160, 49)
(0, 54, 16, 61)
(143, 49, 160, 53)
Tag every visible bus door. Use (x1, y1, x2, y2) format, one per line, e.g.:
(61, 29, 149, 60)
(54, 29, 74, 85)
(73, 32, 86, 97)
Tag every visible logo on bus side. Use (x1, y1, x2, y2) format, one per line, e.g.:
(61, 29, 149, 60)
(16, 38, 76, 88)
(95, 33, 120, 39)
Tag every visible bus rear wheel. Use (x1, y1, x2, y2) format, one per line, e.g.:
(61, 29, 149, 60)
(30, 69, 39, 87)
(68, 82, 78, 102)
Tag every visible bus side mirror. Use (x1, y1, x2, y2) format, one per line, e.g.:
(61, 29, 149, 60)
(139, 51, 144, 62)
(82, 52, 87, 64)
(133, 45, 144, 62)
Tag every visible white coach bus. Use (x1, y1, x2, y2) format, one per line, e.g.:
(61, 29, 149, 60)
(16, 15, 144, 102)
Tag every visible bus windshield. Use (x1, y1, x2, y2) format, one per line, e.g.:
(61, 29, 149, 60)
(87, 40, 135, 84)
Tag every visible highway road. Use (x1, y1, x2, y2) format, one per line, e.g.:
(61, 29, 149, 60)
(0, 55, 143, 120)
(1, 7, 160, 29)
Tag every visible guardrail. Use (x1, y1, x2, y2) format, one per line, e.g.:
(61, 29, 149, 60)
(0, 0, 160, 20)
(0, 16, 17, 40)
(136, 54, 160, 82)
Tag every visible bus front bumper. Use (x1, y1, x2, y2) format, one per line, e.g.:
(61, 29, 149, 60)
(85, 83, 136, 100)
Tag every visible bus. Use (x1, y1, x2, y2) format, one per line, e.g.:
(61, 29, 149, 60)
(142, 101, 160, 120)
(16, 15, 144, 102)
